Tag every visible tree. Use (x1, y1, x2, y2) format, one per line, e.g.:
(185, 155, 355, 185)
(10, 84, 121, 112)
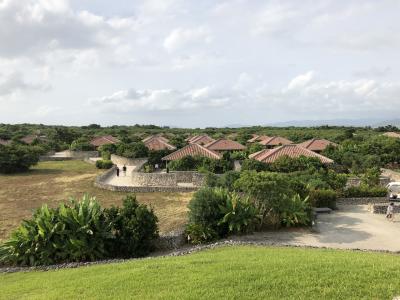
(0, 144, 41, 173)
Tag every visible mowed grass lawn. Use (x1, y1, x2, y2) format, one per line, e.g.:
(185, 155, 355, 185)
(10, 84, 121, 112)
(1, 246, 400, 299)
(0, 161, 191, 240)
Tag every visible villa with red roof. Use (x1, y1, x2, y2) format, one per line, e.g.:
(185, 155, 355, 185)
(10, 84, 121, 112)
(90, 135, 120, 148)
(250, 144, 333, 164)
(259, 136, 293, 148)
(204, 138, 246, 152)
(247, 135, 270, 143)
(162, 143, 221, 161)
(298, 138, 337, 153)
(187, 135, 215, 146)
(143, 135, 176, 151)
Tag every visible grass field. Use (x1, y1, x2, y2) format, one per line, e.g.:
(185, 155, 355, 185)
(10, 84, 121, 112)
(1, 246, 400, 299)
(0, 161, 191, 240)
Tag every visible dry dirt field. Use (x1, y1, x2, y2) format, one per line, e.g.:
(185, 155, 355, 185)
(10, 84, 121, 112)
(0, 161, 192, 241)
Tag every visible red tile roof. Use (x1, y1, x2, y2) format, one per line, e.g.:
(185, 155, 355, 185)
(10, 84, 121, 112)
(162, 143, 222, 161)
(298, 138, 337, 152)
(90, 135, 120, 147)
(188, 135, 215, 145)
(259, 136, 293, 146)
(142, 135, 169, 143)
(250, 144, 333, 164)
(204, 138, 246, 151)
(20, 135, 47, 144)
(143, 136, 176, 151)
(0, 138, 11, 146)
(383, 132, 400, 138)
(248, 135, 270, 143)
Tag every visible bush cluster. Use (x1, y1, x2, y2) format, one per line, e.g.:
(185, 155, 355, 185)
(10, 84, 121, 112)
(186, 188, 258, 244)
(95, 159, 113, 169)
(341, 185, 387, 198)
(0, 195, 158, 266)
(168, 155, 233, 174)
(308, 189, 337, 209)
(0, 144, 41, 173)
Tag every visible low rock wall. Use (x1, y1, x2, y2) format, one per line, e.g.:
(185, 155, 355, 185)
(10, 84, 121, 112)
(337, 197, 388, 205)
(131, 171, 205, 187)
(346, 176, 391, 188)
(154, 230, 186, 250)
(372, 203, 400, 214)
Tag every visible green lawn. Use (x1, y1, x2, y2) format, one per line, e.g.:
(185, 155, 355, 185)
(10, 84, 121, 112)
(1, 246, 400, 299)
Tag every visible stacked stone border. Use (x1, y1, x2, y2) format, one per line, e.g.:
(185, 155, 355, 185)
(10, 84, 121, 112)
(337, 197, 388, 205)
(94, 166, 200, 193)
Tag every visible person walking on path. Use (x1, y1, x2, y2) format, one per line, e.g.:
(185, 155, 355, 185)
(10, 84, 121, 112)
(386, 202, 395, 222)
(116, 166, 120, 177)
(122, 165, 127, 176)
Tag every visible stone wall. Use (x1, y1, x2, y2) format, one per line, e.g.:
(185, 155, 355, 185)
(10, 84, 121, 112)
(337, 197, 388, 205)
(346, 176, 391, 188)
(131, 171, 205, 187)
(154, 230, 186, 250)
(110, 154, 147, 170)
(372, 203, 400, 214)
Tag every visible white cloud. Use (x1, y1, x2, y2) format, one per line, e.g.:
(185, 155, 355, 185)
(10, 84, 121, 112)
(89, 86, 232, 113)
(0, 72, 47, 96)
(163, 27, 212, 52)
(287, 71, 314, 90)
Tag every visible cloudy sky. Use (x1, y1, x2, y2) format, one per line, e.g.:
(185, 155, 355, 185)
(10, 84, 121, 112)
(0, 0, 399, 127)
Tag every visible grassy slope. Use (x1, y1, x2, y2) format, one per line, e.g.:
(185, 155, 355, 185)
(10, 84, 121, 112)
(1, 246, 400, 299)
(0, 161, 191, 240)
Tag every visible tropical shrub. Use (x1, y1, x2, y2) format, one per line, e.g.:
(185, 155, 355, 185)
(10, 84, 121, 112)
(308, 189, 337, 209)
(169, 156, 233, 174)
(105, 195, 158, 258)
(0, 194, 159, 266)
(271, 156, 325, 173)
(218, 193, 258, 234)
(96, 160, 113, 169)
(0, 195, 111, 266)
(0, 144, 41, 173)
(187, 188, 229, 237)
(278, 194, 312, 227)
(341, 185, 387, 198)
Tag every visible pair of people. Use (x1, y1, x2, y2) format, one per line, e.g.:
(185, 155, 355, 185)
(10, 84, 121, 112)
(116, 165, 127, 177)
(386, 202, 396, 222)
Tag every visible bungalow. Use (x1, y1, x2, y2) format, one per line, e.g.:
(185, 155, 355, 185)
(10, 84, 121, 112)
(187, 135, 215, 146)
(298, 138, 337, 153)
(383, 132, 400, 139)
(247, 135, 270, 143)
(259, 136, 293, 148)
(20, 135, 47, 145)
(250, 144, 333, 164)
(90, 135, 120, 148)
(162, 143, 221, 161)
(204, 138, 246, 153)
(143, 135, 176, 151)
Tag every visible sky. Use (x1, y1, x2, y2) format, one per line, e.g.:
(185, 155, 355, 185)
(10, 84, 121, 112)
(0, 0, 399, 127)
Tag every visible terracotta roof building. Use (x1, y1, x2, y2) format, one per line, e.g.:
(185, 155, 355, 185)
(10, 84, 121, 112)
(383, 132, 400, 138)
(142, 135, 169, 143)
(247, 135, 271, 143)
(162, 143, 221, 161)
(250, 144, 333, 164)
(143, 136, 176, 151)
(0, 138, 11, 146)
(20, 135, 47, 145)
(204, 138, 246, 152)
(90, 135, 120, 147)
(298, 138, 337, 153)
(259, 136, 293, 148)
(188, 135, 215, 146)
